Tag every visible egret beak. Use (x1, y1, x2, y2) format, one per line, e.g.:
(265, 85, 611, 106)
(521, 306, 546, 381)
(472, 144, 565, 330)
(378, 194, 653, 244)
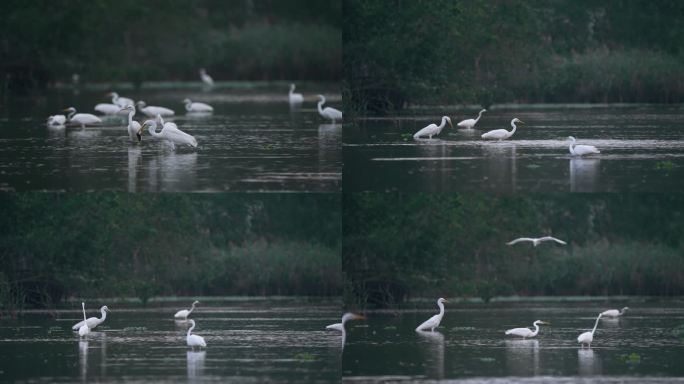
(540, 321, 550, 325)
(518, 120, 526, 125)
(447, 121, 453, 128)
(62, 108, 71, 112)
(136, 128, 143, 143)
(352, 314, 366, 320)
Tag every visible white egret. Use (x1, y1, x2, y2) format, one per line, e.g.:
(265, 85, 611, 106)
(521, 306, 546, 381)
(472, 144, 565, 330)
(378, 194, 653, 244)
(505, 320, 549, 338)
(577, 313, 603, 348)
(94, 102, 122, 115)
(143, 119, 197, 150)
(317, 95, 342, 123)
(63, 107, 102, 128)
(186, 319, 207, 350)
(136, 101, 175, 117)
(72, 305, 109, 331)
(325, 312, 366, 333)
(174, 300, 200, 319)
(481, 118, 524, 140)
(568, 136, 600, 156)
(120, 105, 143, 143)
(457, 109, 487, 129)
(199, 68, 214, 87)
(413, 116, 453, 139)
(601, 307, 629, 318)
(47, 115, 66, 126)
(288, 83, 304, 104)
(78, 302, 90, 337)
(507, 236, 567, 247)
(416, 298, 448, 332)
(107, 92, 134, 108)
(183, 98, 214, 113)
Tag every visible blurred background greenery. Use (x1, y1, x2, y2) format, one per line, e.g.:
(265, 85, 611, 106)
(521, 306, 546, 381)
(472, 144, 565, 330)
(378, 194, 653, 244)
(0, 0, 341, 92)
(344, 0, 684, 113)
(0, 193, 341, 311)
(343, 193, 684, 308)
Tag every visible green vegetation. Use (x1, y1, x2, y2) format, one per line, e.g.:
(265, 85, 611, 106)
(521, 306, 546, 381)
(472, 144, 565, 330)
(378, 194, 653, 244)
(0, 194, 341, 312)
(344, 0, 684, 113)
(0, 0, 341, 93)
(343, 194, 684, 308)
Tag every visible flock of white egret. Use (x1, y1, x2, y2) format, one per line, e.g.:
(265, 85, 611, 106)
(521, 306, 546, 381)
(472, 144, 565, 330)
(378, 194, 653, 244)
(413, 109, 600, 156)
(329, 298, 630, 349)
(45, 71, 343, 152)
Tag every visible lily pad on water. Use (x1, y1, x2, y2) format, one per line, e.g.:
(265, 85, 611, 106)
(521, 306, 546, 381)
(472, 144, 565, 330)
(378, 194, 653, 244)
(294, 352, 315, 361)
(655, 161, 674, 170)
(620, 352, 641, 364)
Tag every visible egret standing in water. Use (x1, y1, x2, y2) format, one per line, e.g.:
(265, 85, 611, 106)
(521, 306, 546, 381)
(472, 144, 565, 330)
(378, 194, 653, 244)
(413, 116, 453, 139)
(183, 98, 214, 113)
(174, 300, 200, 320)
(72, 305, 109, 331)
(577, 313, 603, 348)
(507, 236, 567, 247)
(136, 101, 175, 117)
(78, 302, 90, 338)
(63, 107, 102, 129)
(47, 114, 66, 126)
(326, 312, 366, 333)
(568, 136, 600, 156)
(120, 105, 143, 143)
(288, 84, 304, 104)
(186, 319, 207, 350)
(199, 68, 214, 87)
(457, 109, 487, 129)
(416, 298, 448, 332)
(505, 320, 549, 338)
(481, 118, 524, 140)
(142, 119, 197, 150)
(107, 92, 134, 108)
(601, 307, 629, 318)
(317, 95, 342, 123)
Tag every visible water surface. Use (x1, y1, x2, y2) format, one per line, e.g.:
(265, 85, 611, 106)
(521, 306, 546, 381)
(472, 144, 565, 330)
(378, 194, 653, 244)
(342, 301, 684, 383)
(344, 106, 684, 192)
(0, 84, 341, 192)
(0, 298, 341, 382)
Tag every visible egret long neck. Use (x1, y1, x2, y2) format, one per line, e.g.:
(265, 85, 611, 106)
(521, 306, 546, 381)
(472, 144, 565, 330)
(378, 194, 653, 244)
(591, 315, 601, 335)
(187, 322, 195, 337)
(510, 120, 517, 135)
(475, 110, 484, 123)
(127, 110, 134, 126)
(68, 110, 75, 120)
(568, 138, 576, 155)
(100, 307, 107, 321)
(148, 122, 162, 138)
(531, 322, 540, 337)
(82, 304, 87, 322)
(188, 302, 196, 315)
(437, 301, 445, 317)
(184, 101, 192, 112)
(317, 99, 325, 115)
(289, 85, 295, 95)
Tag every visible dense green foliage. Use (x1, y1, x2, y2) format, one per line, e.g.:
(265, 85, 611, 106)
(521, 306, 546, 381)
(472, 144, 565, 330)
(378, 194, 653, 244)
(343, 194, 684, 307)
(0, 0, 341, 92)
(0, 194, 341, 311)
(344, 0, 684, 113)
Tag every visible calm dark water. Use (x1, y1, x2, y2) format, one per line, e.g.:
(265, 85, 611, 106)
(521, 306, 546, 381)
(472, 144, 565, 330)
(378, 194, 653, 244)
(344, 106, 684, 192)
(342, 301, 684, 383)
(0, 299, 342, 383)
(0, 85, 341, 192)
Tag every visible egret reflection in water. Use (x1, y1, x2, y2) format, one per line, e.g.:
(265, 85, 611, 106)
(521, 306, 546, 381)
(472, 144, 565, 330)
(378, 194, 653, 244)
(578, 348, 602, 376)
(482, 142, 518, 191)
(79, 340, 88, 383)
(505, 339, 540, 376)
(417, 330, 445, 379)
(187, 350, 206, 382)
(570, 158, 601, 192)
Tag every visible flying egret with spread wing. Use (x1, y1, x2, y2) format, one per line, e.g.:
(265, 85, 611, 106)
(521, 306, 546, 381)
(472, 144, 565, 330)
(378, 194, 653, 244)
(507, 236, 567, 247)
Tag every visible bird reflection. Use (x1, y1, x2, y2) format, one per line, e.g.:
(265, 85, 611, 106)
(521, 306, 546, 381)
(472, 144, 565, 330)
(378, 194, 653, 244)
(578, 348, 601, 376)
(127, 146, 142, 192)
(147, 152, 198, 191)
(187, 350, 206, 382)
(569, 158, 600, 192)
(78, 340, 88, 383)
(482, 142, 518, 192)
(318, 124, 342, 170)
(417, 330, 445, 379)
(505, 339, 539, 376)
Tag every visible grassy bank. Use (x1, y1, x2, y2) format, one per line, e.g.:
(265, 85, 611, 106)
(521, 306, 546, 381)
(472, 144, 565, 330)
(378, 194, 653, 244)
(0, 193, 341, 312)
(343, 194, 684, 308)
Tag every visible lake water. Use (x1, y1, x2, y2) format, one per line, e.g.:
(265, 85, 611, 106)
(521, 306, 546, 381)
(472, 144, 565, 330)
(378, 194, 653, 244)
(342, 301, 684, 383)
(0, 299, 342, 382)
(344, 106, 684, 192)
(0, 84, 341, 192)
